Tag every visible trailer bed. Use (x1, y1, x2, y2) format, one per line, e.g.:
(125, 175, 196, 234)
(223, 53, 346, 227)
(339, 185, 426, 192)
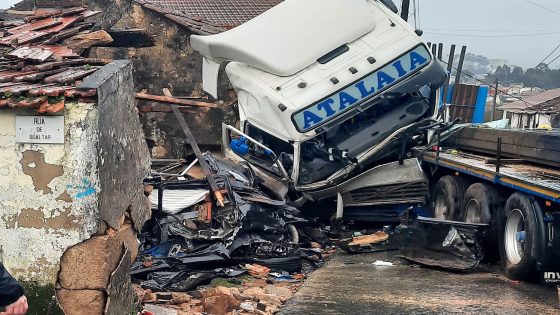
(416, 149, 560, 203)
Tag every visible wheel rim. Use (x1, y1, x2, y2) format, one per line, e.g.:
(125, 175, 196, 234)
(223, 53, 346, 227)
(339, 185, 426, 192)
(465, 199, 482, 223)
(434, 194, 448, 219)
(505, 209, 525, 265)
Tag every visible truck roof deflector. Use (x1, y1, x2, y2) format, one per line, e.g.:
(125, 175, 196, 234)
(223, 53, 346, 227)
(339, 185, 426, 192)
(191, 0, 375, 80)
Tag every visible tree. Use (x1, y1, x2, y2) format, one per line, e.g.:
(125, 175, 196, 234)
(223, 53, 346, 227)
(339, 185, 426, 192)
(511, 66, 524, 83)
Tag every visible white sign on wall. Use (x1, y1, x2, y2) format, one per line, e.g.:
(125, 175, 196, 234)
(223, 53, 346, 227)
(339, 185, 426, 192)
(15, 116, 65, 144)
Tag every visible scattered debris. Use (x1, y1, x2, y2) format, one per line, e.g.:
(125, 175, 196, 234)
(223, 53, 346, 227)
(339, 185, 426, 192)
(134, 152, 322, 314)
(394, 208, 488, 271)
(338, 229, 398, 254)
(372, 260, 394, 266)
(348, 231, 389, 246)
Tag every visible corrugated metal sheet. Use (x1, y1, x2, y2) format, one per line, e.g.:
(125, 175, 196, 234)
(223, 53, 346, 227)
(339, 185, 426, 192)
(7, 47, 54, 62)
(7, 17, 62, 34)
(0, 31, 49, 45)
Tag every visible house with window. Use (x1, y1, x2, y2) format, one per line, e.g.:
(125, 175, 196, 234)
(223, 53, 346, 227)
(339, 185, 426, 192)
(499, 88, 560, 129)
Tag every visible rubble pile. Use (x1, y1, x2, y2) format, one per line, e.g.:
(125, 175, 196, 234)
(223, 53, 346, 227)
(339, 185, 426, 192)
(134, 153, 330, 314)
(0, 6, 111, 113)
(134, 264, 305, 315)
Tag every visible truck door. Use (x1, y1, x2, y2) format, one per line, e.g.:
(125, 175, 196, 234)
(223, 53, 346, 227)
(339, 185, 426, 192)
(222, 124, 292, 199)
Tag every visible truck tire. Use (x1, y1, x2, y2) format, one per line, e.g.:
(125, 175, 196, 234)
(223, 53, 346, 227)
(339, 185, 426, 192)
(460, 183, 502, 224)
(431, 175, 466, 220)
(460, 183, 503, 261)
(498, 193, 540, 280)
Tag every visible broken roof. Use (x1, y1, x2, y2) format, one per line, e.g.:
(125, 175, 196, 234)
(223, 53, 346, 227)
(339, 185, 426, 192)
(500, 88, 560, 114)
(135, 0, 282, 34)
(0, 6, 109, 114)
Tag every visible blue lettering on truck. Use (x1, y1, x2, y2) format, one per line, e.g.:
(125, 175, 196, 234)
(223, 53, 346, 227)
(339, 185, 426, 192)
(292, 45, 431, 132)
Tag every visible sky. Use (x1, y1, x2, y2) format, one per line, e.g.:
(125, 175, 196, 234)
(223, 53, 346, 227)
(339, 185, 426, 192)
(1, 0, 20, 9)
(1, 0, 559, 68)
(396, 0, 560, 68)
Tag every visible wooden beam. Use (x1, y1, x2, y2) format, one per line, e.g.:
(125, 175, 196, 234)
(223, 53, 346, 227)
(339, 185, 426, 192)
(135, 93, 219, 108)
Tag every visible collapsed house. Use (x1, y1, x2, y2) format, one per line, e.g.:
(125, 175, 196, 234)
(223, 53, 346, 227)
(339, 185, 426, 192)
(0, 5, 151, 314)
(85, 0, 283, 157)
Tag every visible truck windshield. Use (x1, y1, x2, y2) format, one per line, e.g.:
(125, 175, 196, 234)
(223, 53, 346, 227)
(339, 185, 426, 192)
(298, 92, 430, 185)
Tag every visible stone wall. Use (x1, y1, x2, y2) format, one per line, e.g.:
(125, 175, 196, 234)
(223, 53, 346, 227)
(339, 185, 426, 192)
(0, 60, 150, 314)
(87, 0, 237, 155)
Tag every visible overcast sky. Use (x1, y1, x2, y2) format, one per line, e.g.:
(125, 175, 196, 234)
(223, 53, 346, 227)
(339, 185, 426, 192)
(2, 0, 559, 68)
(398, 0, 560, 68)
(1, 0, 19, 9)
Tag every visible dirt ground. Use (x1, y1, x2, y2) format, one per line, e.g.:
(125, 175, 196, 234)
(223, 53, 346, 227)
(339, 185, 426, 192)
(279, 250, 560, 315)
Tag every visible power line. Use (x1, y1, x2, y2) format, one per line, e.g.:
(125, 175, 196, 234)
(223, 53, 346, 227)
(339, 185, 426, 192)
(536, 42, 560, 67)
(424, 28, 558, 32)
(546, 52, 560, 66)
(426, 31, 560, 38)
(522, 0, 560, 16)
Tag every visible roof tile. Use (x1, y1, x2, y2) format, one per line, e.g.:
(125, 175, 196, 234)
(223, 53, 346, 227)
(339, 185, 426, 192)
(0, 6, 106, 113)
(139, 0, 282, 34)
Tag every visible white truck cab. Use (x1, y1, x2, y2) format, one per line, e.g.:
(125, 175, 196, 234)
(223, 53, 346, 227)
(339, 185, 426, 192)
(191, 0, 447, 213)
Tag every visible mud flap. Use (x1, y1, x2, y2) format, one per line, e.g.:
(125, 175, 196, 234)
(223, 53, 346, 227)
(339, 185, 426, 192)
(395, 210, 488, 271)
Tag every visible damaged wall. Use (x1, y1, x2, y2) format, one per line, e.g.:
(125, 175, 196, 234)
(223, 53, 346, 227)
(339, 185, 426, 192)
(0, 60, 150, 314)
(87, 0, 237, 155)
(56, 60, 151, 314)
(0, 102, 100, 285)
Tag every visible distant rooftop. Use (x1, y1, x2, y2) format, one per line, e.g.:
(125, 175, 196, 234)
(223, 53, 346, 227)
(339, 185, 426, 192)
(500, 88, 560, 114)
(135, 0, 282, 34)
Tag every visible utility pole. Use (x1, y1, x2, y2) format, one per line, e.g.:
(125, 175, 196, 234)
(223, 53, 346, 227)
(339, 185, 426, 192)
(454, 45, 467, 87)
(441, 44, 456, 115)
(401, 0, 410, 21)
(490, 79, 499, 121)
(437, 43, 443, 61)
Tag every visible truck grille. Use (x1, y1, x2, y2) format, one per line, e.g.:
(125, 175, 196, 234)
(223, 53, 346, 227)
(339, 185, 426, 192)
(345, 181, 429, 206)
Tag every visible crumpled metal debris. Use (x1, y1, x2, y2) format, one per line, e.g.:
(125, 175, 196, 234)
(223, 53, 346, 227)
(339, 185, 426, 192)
(394, 208, 488, 271)
(133, 153, 306, 291)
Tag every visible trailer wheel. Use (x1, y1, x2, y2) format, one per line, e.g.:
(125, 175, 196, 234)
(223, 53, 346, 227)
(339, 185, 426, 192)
(461, 183, 503, 261)
(499, 193, 540, 280)
(461, 183, 503, 224)
(431, 175, 466, 220)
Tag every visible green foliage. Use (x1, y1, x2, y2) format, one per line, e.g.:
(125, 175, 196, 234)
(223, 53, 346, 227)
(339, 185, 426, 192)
(487, 64, 560, 89)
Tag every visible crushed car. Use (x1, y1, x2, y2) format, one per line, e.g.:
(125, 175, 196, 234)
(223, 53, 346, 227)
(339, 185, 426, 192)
(132, 154, 310, 292)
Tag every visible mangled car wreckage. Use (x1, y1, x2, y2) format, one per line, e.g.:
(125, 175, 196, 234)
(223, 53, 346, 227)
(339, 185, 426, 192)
(134, 154, 307, 291)
(191, 0, 448, 221)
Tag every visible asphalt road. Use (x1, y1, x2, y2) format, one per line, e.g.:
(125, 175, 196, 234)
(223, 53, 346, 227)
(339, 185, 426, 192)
(280, 251, 560, 315)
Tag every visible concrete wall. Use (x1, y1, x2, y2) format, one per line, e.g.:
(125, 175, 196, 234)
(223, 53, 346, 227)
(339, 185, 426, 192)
(0, 61, 150, 314)
(87, 1, 237, 155)
(0, 102, 100, 285)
